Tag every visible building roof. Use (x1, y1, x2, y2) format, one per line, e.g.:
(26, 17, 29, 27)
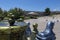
(28, 12, 38, 15)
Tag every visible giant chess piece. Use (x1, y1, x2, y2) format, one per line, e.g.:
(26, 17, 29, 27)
(33, 23, 38, 34)
(24, 22, 31, 40)
(30, 23, 38, 40)
(25, 22, 31, 37)
(36, 21, 56, 40)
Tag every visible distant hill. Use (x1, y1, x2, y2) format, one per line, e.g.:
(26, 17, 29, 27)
(24, 11, 60, 14)
(24, 11, 60, 16)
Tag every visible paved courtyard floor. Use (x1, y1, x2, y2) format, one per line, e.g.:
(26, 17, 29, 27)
(24, 15, 60, 40)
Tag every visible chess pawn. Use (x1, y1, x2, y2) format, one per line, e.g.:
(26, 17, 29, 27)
(33, 23, 38, 34)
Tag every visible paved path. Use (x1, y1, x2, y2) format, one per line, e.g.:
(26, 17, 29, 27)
(24, 15, 60, 40)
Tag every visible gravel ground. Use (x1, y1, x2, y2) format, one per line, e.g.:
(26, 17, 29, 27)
(24, 15, 60, 40)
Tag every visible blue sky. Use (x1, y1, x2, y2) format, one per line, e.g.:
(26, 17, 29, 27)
(0, 0, 60, 11)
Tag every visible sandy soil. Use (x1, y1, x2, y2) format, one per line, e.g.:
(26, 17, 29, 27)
(24, 15, 60, 40)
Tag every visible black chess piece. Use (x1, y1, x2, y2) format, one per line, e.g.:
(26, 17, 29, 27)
(36, 21, 56, 40)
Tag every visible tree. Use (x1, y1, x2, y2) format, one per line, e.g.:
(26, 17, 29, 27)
(8, 8, 24, 20)
(8, 8, 24, 26)
(45, 8, 51, 16)
(0, 8, 4, 20)
(0, 8, 3, 16)
(3, 10, 8, 17)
